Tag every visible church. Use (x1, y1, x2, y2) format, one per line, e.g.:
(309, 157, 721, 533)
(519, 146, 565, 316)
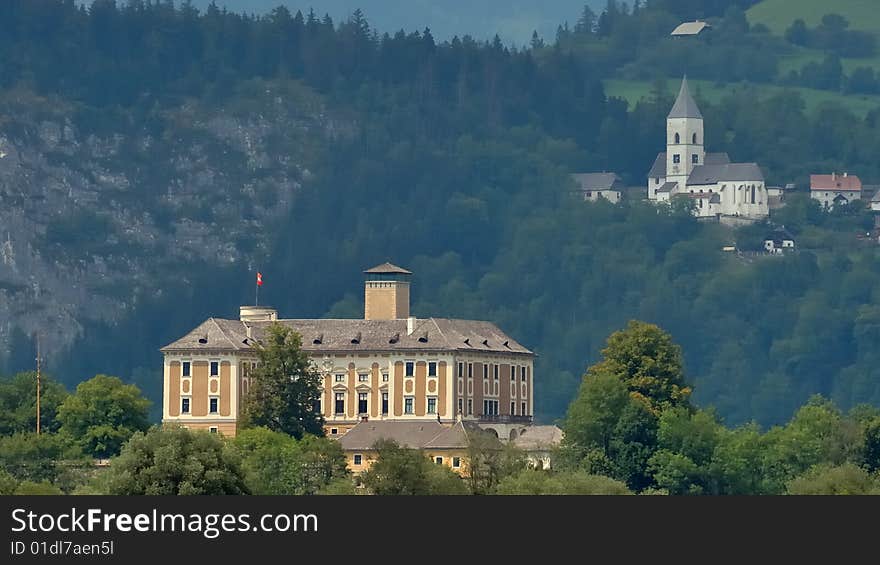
(647, 77, 769, 220)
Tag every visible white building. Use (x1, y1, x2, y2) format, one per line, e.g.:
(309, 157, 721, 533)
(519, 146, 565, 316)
(571, 172, 622, 203)
(763, 227, 795, 255)
(810, 173, 862, 210)
(647, 77, 768, 220)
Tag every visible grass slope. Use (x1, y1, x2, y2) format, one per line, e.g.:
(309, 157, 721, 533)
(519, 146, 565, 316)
(746, 0, 880, 35)
(604, 78, 880, 116)
(748, 0, 880, 75)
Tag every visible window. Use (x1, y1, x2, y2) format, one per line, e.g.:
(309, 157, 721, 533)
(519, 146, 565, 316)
(511, 365, 516, 381)
(382, 392, 389, 415)
(312, 398, 322, 413)
(353, 454, 362, 466)
(404, 397, 414, 414)
(467, 399, 473, 415)
(483, 365, 488, 380)
(692, 154, 698, 164)
(209, 427, 218, 434)
(427, 397, 437, 414)
(335, 374, 345, 383)
(482, 400, 499, 416)
(209, 397, 219, 414)
(428, 362, 437, 377)
(210, 361, 219, 376)
(458, 362, 463, 377)
(655, 178, 659, 185)
(382, 372, 389, 382)
(182, 362, 191, 377)
(521, 367, 527, 382)
(692, 133, 697, 144)
(522, 402, 527, 415)
(458, 398, 463, 415)
(181, 398, 190, 414)
(585, 191, 592, 198)
(335, 392, 345, 415)
(358, 373, 368, 382)
(673, 154, 681, 164)
(493, 364, 499, 380)
(358, 392, 368, 414)
(330, 428, 338, 435)
(467, 363, 473, 378)
(452, 457, 461, 469)
(405, 361, 414, 377)
(674, 132, 680, 144)
(751, 185, 756, 204)
(435, 457, 443, 465)
(511, 402, 516, 415)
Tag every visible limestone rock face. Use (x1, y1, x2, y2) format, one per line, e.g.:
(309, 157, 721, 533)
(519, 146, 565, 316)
(0, 84, 344, 362)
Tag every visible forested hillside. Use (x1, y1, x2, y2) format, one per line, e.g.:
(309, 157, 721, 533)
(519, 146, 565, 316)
(2, 0, 880, 427)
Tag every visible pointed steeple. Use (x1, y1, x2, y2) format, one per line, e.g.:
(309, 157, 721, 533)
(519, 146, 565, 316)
(668, 76, 702, 119)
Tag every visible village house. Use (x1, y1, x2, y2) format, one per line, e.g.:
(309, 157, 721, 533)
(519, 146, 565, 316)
(160, 262, 561, 472)
(763, 226, 796, 255)
(810, 172, 862, 210)
(570, 172, 623, 203)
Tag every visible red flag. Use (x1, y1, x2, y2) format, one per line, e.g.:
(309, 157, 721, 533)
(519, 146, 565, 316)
(256, 272, 263, 286)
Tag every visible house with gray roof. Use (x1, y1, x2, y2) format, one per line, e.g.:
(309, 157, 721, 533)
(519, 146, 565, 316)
(646, 77, 769, 220)
(571, 172, 623, 203)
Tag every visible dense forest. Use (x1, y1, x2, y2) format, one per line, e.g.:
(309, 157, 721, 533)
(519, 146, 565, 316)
(3, 0, 880, 428)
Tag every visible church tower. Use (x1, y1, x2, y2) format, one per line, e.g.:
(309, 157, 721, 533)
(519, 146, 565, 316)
(665, 77, 704, 190)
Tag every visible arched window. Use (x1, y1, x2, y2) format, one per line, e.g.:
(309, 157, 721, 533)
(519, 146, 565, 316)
(674, 133, 680, 144)
(692, 133, 697, 144)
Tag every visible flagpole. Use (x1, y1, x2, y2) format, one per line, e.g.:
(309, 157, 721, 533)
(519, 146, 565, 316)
(35, 334, 41, 436)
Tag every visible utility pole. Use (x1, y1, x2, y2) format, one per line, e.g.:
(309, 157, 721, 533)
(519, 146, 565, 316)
(35, 333, 41, 436)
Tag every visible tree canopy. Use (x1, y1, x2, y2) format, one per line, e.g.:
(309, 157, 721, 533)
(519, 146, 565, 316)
(241, 324, 324, 439)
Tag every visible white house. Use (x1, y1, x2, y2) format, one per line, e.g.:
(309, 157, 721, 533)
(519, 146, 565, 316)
(763, 227, 795, 255)
(810, 173, 862, 210)
(571, 172, 623, 203)
(647, 77, 768, 220)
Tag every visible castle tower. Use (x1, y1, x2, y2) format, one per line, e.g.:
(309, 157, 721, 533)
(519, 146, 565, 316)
(363, 262, 411, 320)
(665, 77, 704, 190)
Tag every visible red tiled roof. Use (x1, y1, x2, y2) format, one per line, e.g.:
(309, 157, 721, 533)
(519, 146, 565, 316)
(810, 174, 862, 191)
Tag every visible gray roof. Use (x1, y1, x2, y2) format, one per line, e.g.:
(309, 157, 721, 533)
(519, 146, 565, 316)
(648, 152, 729, 179)
(705, 152, 731, 165)
(571, 172, 621, 192)
(765, 227, 795, 243)
(161, 317, 533, 355)
(687, 163, 764, 185)
(337, 420, 469, 451)
(657, 181, 677, 193)
(363, 262, 412, 275)
(648, 153, 666, 178)
(512, 425, 563, 450)
(668, 77, 702, 119)
(671, 21, 711, 36)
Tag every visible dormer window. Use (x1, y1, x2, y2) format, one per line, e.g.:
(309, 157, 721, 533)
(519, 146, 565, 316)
(351, 332, 361, 344)
(389, 332, 400, 344)
(313, 334, 323, 345)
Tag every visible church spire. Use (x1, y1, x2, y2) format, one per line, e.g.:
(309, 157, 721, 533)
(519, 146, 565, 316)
(668, 76, 702, 119)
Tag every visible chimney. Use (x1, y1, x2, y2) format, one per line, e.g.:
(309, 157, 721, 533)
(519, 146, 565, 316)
(832, 172, 837, 180)
(363, 262, 412, 320)
(844, 172, 848, 177)
(407, 317, 416, 336)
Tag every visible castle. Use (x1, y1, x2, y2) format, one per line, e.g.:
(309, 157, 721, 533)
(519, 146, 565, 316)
(160, 263, 558, 472)
(646, 77, 769, 219)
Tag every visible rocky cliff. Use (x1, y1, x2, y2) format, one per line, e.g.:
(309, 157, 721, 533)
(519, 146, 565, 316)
(0, 80, 346, 367)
